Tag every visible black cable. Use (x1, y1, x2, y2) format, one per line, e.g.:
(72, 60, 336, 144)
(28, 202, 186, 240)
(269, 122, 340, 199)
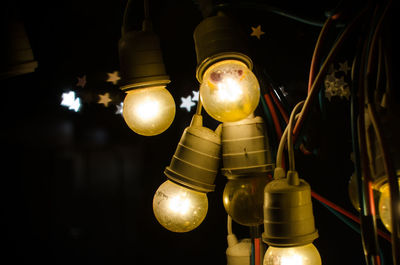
(215, 2, 345, 27)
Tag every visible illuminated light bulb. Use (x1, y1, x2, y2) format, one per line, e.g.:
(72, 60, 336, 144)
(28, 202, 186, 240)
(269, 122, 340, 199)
(223, 175, 270, 226)
(122, 86, 175, 136)
(263, 244, 321, 265)
(153, 180, 208, 233)
(262, 172, 320, 265)
(152, 114, 221, 232)
(200, 60, 260, 122)
(378, 179, 400, 233)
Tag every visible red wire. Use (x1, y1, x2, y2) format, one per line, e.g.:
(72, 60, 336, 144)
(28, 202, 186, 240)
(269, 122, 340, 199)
(308, 13, 340, 94)
(263, 92, 286, 170)
(254, 238, 261, 265)
(264, 93, 282, 139)
(269, 90, 289, 123)
(310, 190, 392, 242)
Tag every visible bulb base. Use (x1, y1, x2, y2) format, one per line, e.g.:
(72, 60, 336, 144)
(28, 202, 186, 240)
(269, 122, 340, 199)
(194, 14, 252, 82)
(164, 115, 221, 193)
(262, 176, 318, 247)
(118, 30, 170, 91)
(221, 115, 274, 178)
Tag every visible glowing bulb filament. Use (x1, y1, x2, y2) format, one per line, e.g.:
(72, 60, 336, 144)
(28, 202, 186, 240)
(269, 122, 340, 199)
(134, 99, 160, 121)
(280, 254, 303, 265)
(216, 77, 243, 102)
(169, 195, 191, 215)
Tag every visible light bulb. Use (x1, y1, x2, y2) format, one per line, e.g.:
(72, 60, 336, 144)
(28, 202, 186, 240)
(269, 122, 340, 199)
(378, 179, 400, 233)
(122, 86, 175, 136)
(263, 244, 321, 265)
(153, 180, 208, 233)
(223, 175, 270, 226)
(200, 60, 260, 122)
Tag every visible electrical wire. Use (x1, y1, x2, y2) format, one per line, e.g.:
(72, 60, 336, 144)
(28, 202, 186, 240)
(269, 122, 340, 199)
(251, 241, 255, 265)
(308, 13, 340, 94)
(195, 95, 203, 115)
(287, 101, 304, 171)
(254, 238, 261, 265)
(364, 7, 399, 261)
(293, 5, 369, 142)
(263, 93, 283, 140)
(361, 1, 398, 264)
(311, 190, 391, 242)
(215, 2, 340, 27)
(227, 214, 233, 235)
(269, 90, 289, 124)
(260, 91, 278, 163)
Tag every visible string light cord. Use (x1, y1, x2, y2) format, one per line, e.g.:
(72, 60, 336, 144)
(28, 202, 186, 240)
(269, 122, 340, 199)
(227, 214, 233, 235)
(275, 106, 391, 244)
(195, 95, 203, 115)
(292, 5, 369, 142)
(260, 92, 278, 163)
(308, 13, 341, 94)
(215, 2, 344, 28)
(362, 1, 398, 264)
(287, 101, 305, 171)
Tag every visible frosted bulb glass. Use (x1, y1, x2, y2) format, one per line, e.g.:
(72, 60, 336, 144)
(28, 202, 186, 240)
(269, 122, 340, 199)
(153, 180, 208, 233)
(263, 244, 321, 265)
(223, 176, 270, 226)
(123, 86, 175, 136)
(200, 60, 260, 122)
(378, 179, 400, 233)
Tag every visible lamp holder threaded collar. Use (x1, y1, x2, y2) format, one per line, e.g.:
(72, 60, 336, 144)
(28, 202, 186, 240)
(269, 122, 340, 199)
(262, 176, 318, 247)
(193, 14, 252, 82)
(118, 30, 170, 91)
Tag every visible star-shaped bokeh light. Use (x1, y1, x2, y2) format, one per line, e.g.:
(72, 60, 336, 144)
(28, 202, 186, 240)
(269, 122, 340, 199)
(250, 25, 265, 40)
(76, 75, 87, 88)
(98, 92, 112, 107)
(115, 102, 123, 115)
(180, 95, 196, 112)
(192, 90, 199, 102)
(61, 91, 81, 112)
(107, 71, 121, 85)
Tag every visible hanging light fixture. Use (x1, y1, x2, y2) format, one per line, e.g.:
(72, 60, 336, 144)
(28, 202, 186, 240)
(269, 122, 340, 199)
(118, 1, 175, 136)
(153, 114, 222, 232)
(193, 13, 260, 122)
(262, 171, 321, 265)
(347, 130, 400, 233)
(221, 114, 274, 226)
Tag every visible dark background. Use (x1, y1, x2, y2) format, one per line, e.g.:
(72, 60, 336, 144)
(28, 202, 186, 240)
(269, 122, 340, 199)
(0, 0, 395, 264)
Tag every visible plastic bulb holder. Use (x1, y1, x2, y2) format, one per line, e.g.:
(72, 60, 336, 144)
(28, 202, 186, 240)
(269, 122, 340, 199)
(153, 115, 221, 232)
(119, 30, 175, 136)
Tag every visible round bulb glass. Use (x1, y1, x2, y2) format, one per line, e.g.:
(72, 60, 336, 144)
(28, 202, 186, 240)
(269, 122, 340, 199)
(378, 179, 400, 233)
(200, 60, 260, 122)
(123, 86, 175, 136)
(223, 175, 270, 226)
(263, 244, 321, 265)
(153, 180, 208, 233)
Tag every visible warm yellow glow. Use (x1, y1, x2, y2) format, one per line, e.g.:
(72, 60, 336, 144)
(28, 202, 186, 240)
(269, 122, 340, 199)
(200, 60, 260, 122)
(216, 77, 243, 102)
(263, 244, 321, 265)
(135, 99, 160, 121)
(168, 194, 190, 215)
(153, 180, 208, 233)
(123, 86, 175, 136)
(378, 179, 400, 233)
